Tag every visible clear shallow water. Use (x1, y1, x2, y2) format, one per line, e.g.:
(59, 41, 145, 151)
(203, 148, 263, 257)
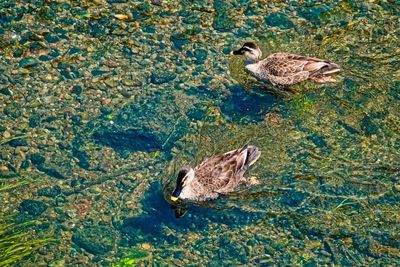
(0, 0, 399, 266)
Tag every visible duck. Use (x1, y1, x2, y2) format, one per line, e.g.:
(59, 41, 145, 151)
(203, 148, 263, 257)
(170, 145, 261, 202)
(231, 42, 340, 85)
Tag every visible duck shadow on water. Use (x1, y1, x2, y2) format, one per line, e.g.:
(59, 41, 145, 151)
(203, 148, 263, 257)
(218, 84, 280, 123)
(119, 182, 266, 245)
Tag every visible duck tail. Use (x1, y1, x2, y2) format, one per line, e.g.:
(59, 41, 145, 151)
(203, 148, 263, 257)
(305, 61, 341, 76)
(244, 145, 261, 167)
(320, 62, 340, 75)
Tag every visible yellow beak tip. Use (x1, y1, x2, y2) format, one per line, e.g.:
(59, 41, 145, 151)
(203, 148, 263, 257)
(230, 51, 234, 55)
(170, 196, 178, 202)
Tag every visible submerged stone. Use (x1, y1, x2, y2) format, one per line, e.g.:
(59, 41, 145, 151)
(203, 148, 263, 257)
(30, 153, 46, 165)
(192, 48, 208, 64)
(19, 58, 38, 68)
(307, 133, 327, 148)
(37, 165, 66, 179)
(265, 13, 294, 29)
(170, 33, 189, 51)
(4, 104, 22, 118)
(360, 115, 379, 136)
(298, 6, 327, 20)
(8, 138, 28, 147)
(93, 128, 162, 152)
(19, 199, 48, 216)
(72, 85, 83, 95)
(13, 48, 24, 57)
(150, 71, 177, 84)
(0, 88, 12, 96)
(44, 34, 60, 43)
(91, 69, 108, 77)
(38, 185, 62, 198)
(72, 225, 117, 255)
(72, 149, 90, 169)
(29, 115, 41, 128)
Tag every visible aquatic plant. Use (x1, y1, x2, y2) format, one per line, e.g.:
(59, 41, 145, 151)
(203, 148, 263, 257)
(0, 174, 53, 266)
(0, 216, 54, 267)
(113, 249, 149, 267)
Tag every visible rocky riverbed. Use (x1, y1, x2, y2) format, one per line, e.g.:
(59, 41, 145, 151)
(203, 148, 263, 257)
(1, 0, 399, 266)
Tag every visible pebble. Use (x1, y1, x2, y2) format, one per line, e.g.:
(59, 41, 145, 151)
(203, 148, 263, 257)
(19, 58, 38, 68)
(3, 130, 11, 138)
(0, 166, 8, 171)
(114, 14, 129, 20)
(150, 71, 177, 84)
(101, 98, 112, 105)
(141, 243, 151, 250)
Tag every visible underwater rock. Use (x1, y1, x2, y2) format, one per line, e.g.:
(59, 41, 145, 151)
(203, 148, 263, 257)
(30, 154, 66, 180)
(0, 88, 12, 96)
(4, 104, 22, 118)
(19, 199, 48, 216)
(19, 58, 38, 68)
(36, 165, 66, 179)
(72, 149, 90, 169)
(92, 91, 188, 155)
(38, 185, 62, 198)
(151, 0, 162, 6)
(360, 115, 380, 136)
(30, 153, 46, 165)
(44, 34, 60, 43)
(191, 48, 208, 65)
(150, 71, 177, 84)
(281, 190, 308, 207)
(72, 225, 117, 255)
(298, 6, 327, 20)
(213, 0, 235, 31)
(13, 48, 24, 57)
(93, 128, 162, 152)
(306, 133, 327, 148)
(8, 138, 28, 147)
(353, 236, 371, 255)
(29, 114, 41, 128)
(265, 13, 294, 29)
(170, 33, 189, 51)
(71, 85, 83, 95)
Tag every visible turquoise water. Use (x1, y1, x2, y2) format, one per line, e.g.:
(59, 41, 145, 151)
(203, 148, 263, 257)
(0, 0, 399, 266)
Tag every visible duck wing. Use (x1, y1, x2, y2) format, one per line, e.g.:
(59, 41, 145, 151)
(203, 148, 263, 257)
(194, 146, 260, 193)
(261, 53, 340, 85)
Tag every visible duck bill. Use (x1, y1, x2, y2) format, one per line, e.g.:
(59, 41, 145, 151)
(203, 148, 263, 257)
(231, 49, 243, 55)
(170, 187, 181, 202)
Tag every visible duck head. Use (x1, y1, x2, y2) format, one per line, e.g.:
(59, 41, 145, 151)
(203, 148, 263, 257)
(170, 167, 195, 202)
(231, 42, 262, 63)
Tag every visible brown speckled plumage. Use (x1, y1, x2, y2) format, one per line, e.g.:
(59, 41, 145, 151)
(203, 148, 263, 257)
(232, 42, 340, 86)
(171, 146, 261, 201)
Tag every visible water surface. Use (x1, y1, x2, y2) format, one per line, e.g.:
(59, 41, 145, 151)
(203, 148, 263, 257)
(0, 0, 399, 266)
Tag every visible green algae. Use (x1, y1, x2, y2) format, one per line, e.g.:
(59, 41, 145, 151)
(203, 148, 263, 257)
(0, 217, 54, 267)
(114, 249, 149, 267)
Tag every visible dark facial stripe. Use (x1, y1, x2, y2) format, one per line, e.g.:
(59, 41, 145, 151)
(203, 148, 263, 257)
(171, 186, 182, 197)
(233, 47, 253, 55)
(177, 168, 188, 185)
